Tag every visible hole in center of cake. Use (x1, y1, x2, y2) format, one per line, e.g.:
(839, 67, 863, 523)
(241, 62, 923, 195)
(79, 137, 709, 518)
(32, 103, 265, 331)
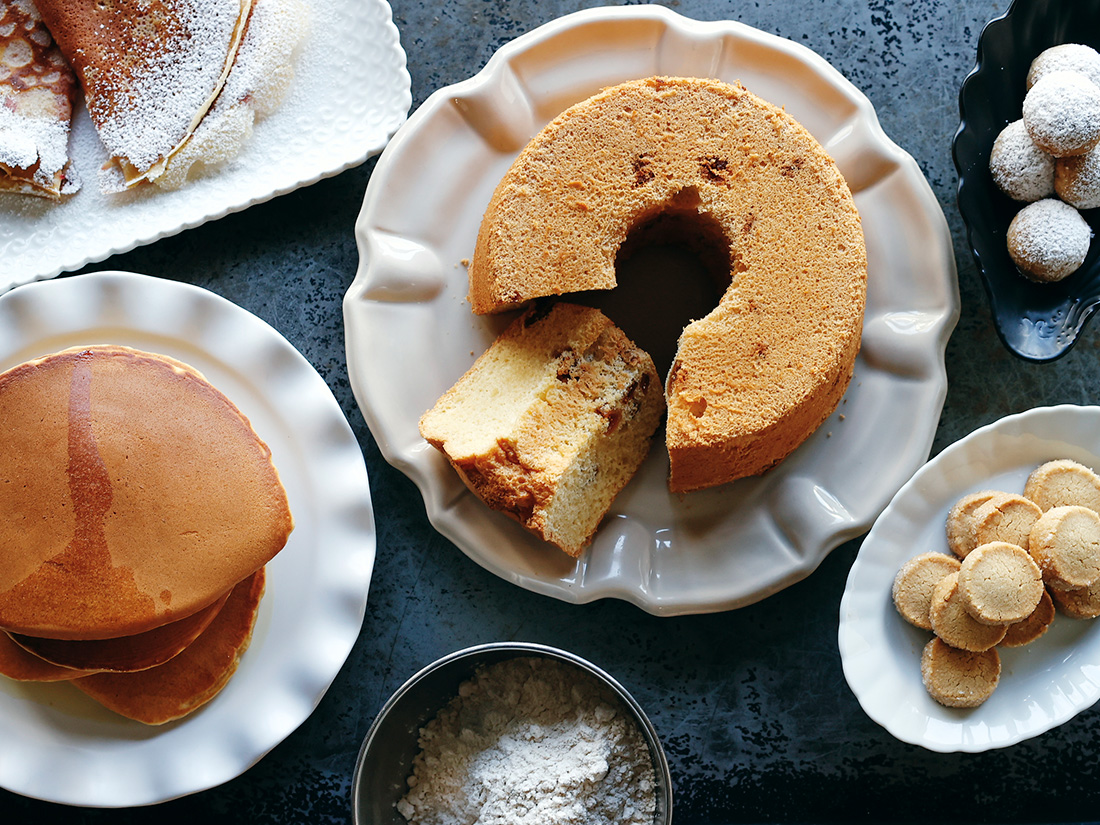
(575, 206, 731, 377)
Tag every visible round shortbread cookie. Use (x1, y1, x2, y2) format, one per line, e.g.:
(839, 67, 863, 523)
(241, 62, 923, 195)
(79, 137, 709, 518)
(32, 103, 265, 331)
(957, 541, 1044, 626)
(946, 490, 1005, 558)
(892, 553, 962, 630)
(1024, 459, 1100, 512)
(929, 573, 1007, 652)
(1000, 589, 1056, 647)
(970, 494, 1043, 552)
(1050, 579, 1100, 620)
(1028, 505, 1100, 590)
(920, 637, 1001, 708)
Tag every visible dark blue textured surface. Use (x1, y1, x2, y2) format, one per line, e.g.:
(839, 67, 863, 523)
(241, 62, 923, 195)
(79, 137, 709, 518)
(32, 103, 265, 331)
(11, 0, 1100, 822)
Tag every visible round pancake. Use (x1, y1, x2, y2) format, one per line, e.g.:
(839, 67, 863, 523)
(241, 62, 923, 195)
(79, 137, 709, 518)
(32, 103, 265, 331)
(8, 589, 230, 673)
(0, 346, 293, 640)
(72, 568, 265, 725)
(0, 631, 97, 682)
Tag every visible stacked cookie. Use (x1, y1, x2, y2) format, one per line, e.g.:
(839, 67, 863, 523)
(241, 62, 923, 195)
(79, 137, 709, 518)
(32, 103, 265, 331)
(893, 458, 1100, 708)
(989, 44, 1100, 282)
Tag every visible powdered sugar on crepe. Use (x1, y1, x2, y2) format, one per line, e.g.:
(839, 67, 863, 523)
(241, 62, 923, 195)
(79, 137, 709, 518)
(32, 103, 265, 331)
(0, 106, 69, 187)
(154, 0, 308, 190)
(89, 0, 248, 180)
(0, 0, 79, 197)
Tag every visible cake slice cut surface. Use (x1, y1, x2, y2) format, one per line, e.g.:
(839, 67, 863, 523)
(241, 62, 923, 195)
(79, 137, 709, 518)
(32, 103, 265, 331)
(419, 302, 664, 556)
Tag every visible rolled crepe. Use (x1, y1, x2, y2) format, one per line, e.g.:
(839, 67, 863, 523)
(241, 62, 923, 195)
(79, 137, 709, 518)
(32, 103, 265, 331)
(0, 0, 80, 199)
(35, 0, 252, 190)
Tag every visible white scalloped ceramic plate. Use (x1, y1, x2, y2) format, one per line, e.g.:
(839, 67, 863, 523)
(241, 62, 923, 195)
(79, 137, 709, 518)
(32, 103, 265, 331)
(0, 271, 375, 806)
(344, 5, 958, 616)
(839, 405, 1100, 753)
(0, 0, 410, 290)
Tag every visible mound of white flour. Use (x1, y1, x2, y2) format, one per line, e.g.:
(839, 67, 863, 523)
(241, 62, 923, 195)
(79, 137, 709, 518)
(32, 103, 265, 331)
(396, 656, 657, 825)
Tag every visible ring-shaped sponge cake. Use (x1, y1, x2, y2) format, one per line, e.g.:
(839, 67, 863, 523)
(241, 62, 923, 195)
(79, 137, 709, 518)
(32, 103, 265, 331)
(467, 77, 867, 491)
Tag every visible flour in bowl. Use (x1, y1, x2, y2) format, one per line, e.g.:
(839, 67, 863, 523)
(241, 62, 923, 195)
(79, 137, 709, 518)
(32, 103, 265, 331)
(396, 656, 657, 825)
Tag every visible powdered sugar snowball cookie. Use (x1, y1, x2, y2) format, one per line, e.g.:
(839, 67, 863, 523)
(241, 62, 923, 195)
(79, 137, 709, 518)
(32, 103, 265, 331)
(921, 638, 1001, 708)
(1056, 145, 1100, 210)
(990, 120, 1055, 202)
(1023, 70, 1100, 157)
(1050, 578, 1100, 619)
(947, 490, 1010, 558)
(957, 541, 1044, 626)
(1027, 44, 1100, 91)
(892, 552, 962, 630)
(1028, 504, 1100, 590)
(1000, 589, 1056, 647)
(929, 572, 1007, 652)
(1006, 198, 1092, 282)
(1024, 459, 1100, 512)
(969, 493, 1043, 552)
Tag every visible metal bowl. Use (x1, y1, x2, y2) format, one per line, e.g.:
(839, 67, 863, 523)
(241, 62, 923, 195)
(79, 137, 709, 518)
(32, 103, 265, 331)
(351, 642, 673, 825)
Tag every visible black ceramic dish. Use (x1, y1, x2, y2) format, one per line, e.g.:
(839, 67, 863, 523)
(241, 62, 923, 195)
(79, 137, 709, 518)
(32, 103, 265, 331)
(953, 0, 1100, 362)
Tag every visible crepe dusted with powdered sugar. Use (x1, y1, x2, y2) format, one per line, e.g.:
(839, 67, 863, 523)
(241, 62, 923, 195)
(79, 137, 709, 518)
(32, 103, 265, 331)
(35, 0, 252, 191)
(0, 0, 79, 199)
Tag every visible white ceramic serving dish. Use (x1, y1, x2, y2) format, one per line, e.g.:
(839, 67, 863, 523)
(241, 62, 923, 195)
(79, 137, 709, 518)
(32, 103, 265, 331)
(345, 4, 958, 616)
(840, 405, 1100, 752)
(0, 271, 375, 805)
(0, 0, 411, 290)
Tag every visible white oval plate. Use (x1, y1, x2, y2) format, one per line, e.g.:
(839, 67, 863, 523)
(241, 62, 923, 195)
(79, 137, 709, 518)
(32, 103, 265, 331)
(344, 5, 958, 616)
(839, 405, 1100, 753)
(0, 0, 411, 290)
(0, 271, 376, 806)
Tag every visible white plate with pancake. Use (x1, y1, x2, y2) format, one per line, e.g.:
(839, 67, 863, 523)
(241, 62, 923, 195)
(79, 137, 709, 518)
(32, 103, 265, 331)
(0, 0, 410, 290)
(344, 5, 958, 616)
(0, 271, 375, 806)
(839, 405, 1100, 753)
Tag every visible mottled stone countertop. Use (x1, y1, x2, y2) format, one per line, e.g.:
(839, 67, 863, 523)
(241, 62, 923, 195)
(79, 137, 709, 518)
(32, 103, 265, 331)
(10, 0, 1100, 822)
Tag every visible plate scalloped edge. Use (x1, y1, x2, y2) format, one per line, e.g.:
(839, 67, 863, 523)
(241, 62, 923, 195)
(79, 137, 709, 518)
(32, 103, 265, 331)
(839, 404, 1100, 753)
(345, 3, 958, 616)
(0, 270, 376, 806)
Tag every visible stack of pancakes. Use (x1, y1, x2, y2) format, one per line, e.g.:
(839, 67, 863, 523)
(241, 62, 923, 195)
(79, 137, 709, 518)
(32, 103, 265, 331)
(0, 346, 293, 724)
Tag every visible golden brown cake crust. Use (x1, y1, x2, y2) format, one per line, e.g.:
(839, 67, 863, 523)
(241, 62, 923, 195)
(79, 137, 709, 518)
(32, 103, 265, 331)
(468, 76, 866, 491)
(0, 346, 292, 640)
